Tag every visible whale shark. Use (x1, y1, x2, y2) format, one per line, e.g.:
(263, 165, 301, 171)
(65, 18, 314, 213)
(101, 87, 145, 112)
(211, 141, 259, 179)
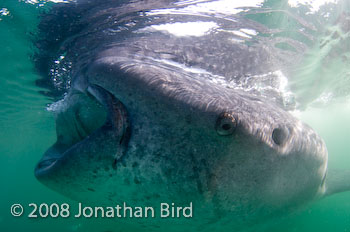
(33, 0, 350, 230)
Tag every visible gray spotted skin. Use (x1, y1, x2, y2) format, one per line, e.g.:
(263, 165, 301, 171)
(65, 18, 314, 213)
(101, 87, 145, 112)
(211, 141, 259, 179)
(33, 0, 334, 230)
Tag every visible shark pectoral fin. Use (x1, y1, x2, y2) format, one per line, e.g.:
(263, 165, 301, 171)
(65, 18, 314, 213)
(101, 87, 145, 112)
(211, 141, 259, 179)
(325, 169, 350, 197)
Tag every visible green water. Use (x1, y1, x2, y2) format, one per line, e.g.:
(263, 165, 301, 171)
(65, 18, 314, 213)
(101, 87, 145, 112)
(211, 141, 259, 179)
(1, 1, 350, 231)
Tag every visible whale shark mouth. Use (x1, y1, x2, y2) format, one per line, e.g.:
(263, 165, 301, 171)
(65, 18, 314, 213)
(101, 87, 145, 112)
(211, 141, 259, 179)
(35, 85, 131, 177)
(35, 86, 108, 175)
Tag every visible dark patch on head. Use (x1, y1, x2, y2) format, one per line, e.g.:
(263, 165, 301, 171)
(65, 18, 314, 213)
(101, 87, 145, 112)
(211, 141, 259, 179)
(112, 159, 117, 169)
(164, 169, 172, 178)
(87, 188, 95, 192)
(185, 114, 192, 124)
(200, 159, 208, 167)
(134, 177, 141, 184)
(132, 162, 139, 168)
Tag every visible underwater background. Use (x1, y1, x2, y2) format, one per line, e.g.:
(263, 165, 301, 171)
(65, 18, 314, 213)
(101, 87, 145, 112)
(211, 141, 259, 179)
(0, 0, 350, 231)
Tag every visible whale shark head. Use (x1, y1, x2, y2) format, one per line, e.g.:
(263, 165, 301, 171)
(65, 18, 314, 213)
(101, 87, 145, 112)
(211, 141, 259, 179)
(33, 0, 335, 224)
(35, 47, 328, 213)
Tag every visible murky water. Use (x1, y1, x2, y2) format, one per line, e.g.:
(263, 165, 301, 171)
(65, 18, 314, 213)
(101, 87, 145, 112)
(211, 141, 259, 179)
(0, 0, 350, 231)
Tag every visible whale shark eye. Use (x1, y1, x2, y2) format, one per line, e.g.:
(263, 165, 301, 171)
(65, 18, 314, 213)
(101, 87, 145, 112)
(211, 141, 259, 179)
(216, 112, 237, 136)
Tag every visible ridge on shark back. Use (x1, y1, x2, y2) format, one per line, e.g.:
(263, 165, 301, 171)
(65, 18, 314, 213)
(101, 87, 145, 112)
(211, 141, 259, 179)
(34, 0, 350, 230)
